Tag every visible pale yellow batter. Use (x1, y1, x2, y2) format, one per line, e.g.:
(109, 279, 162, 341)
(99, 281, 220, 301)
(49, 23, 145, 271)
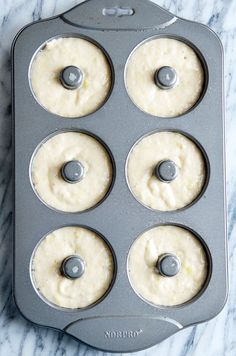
(31, 131, 113, 212)
(30, 37, 112, 117)
(31, 226, 114, 309)
(126, 38, 204, 117)
(127, 131, 206, 211)
(128, 225, 208, 306)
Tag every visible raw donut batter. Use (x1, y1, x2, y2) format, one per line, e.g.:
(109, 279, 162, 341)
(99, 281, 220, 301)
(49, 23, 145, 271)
(30, 37, 111, 117)
(127, 131, 206, 211)
(32, 226, 114, 309)
(126, 38, 204, 117)
(128, 225, 208, 306)
(31, 131, 113, 212)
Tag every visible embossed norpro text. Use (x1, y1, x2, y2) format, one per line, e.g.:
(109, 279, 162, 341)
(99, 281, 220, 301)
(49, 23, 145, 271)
(104, 329, 143, 339)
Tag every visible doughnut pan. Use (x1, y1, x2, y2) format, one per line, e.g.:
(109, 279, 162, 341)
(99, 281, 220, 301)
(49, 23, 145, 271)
(12, 0, 228, 353)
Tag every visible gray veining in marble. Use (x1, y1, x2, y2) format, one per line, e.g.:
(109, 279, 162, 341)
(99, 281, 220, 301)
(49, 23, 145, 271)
(1, 0, 235, 355)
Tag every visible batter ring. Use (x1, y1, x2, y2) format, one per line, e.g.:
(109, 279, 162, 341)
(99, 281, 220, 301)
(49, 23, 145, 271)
(127, 131, 206, 211)
(30, 37, 112, 118)
(31, 226, 114, 309)
(125, 37, 205, 117)
(31, 131, 113, 213)
(128, 225, 208, 306)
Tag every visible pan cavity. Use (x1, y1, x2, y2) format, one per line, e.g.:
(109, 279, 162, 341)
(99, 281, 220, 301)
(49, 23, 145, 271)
(125, 37, 205, 117)
(30, 37, 112, 118)
(31, 226, 115, 309)
(30, 131, 114, 213)
(128, 225, 209, 307)
(126, 131, 208, 211)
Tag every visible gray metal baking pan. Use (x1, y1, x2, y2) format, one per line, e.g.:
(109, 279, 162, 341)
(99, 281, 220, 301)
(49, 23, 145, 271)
(12, 0, 228, 353)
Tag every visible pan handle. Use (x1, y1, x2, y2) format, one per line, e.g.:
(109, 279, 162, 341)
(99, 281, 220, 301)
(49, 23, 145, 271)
(65, 315, 182, 353)
(61, 0, 176, 31)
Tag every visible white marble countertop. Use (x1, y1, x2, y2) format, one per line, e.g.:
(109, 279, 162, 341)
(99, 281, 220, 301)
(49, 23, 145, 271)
(1, 0, 235, 355)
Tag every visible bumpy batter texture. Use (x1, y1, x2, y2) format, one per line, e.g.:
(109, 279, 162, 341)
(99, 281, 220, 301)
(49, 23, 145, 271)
(127, 131, 206, 211)
(30, 37, 111, 117)
(126, 38, 204, 117)
(128, 225, 208, 306)
(31, 131, 113, 212)
(32, 226, 114, 309)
